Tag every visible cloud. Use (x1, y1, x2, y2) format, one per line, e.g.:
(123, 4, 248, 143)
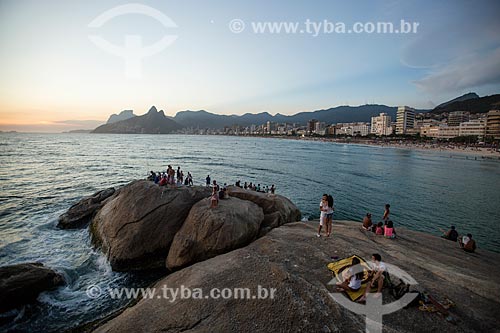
(413, 47, 500, 93)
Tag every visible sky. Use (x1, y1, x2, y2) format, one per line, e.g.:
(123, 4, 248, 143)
(0, 0, 499, 132)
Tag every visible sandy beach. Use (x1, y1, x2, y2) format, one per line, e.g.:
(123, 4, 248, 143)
(263, 135, 500, 160)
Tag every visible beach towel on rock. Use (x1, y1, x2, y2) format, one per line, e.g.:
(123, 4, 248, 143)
(327, 255, 374, 301)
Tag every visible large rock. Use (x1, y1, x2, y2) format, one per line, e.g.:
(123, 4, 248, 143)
(94, 221, 500, 333)
(166, 197, 264, 270)
(0, 263, 64, 312)
(90, 180, 211, 271)
(57, 187, 115, 229)
(227, 186, 301, 235)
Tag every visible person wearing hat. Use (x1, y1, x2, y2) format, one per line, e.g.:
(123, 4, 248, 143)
(441, 225, 458, 242)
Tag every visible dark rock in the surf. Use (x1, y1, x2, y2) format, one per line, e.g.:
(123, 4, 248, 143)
(57, 187, 115, 229)
(0, 263, 64, 312)
(227, 186, 301, 235)
(90, 180, 211, 271)
(166, 197, 264, 270)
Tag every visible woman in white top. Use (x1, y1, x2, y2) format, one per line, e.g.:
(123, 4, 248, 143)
(336, 257, 363, 292)
(317, 194, 328, 237)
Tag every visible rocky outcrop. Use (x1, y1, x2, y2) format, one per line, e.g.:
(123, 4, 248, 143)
(0, 263, 64, 312)
(166, 197, 264, 269)
(90, 180, 211, 271)
(227, 186, 301, 236)
(57, 188, 115, 229)
(94, 221, 500, 333)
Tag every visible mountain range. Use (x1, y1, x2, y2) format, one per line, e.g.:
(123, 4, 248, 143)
(92, 107, 182, 134)
(91, 92, 499, 134)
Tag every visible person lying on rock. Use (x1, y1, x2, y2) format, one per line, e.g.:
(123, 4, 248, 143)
(336, 257, 363, 293)
(459, 233, 476, 253)
(358, 253, 386, 302)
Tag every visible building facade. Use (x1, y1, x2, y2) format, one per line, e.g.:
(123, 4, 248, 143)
(459, 119, 486, 138)
(447, 111, 469, 127)
(396, 106, 415, 134)
(371, 113, 393, 136)
(486, 110, 500, 140)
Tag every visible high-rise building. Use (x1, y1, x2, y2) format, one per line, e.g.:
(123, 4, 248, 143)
(447, 111, 469, 126)
(307, 119, 318, 134)
(396, 106, 415, 134)
(371, 113, 393, 136)
(486, 110, 500, 140)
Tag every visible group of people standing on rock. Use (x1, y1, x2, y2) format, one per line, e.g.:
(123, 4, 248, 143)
(361, 204, 396, 239)
(440, 225, 477, 253)
(241, 181, 275, 194)
(148, 166, 193, 187)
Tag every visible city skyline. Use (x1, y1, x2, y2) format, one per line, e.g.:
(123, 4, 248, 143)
(1, 0, 500, 132)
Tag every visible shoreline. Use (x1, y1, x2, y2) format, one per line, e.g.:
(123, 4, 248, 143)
(235, 134, 500, 160)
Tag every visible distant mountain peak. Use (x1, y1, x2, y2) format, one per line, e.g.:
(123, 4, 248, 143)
(147, 106, 158, 114)
(436, 92, 480, 109)
(93, 106, 181, 134)
(106, 110, 136, 124)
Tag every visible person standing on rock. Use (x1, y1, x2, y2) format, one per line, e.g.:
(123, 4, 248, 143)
(325, 195, 334, 237)
(317, 194, 328, 237)
(206, 175, 211, 187)
(382, 204, 390, 224)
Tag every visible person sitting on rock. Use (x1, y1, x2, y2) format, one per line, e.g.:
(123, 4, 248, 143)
(147, 171, 155, 181)
(359, 253, 386, 302)
(218, 187, 227, 200)
(362, 213, 372, 231)
(336, 257, 363, 293)
(210, 187, 218, 208)
(159, 174, 167, 186)
(384, 220, 396, 238)
(441, 225, 458, 242)
(459, 233, 476, 253)
(375, 222, 383, 235)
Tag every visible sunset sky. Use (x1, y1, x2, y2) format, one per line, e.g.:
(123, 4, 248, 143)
(1, 0, 499, 132)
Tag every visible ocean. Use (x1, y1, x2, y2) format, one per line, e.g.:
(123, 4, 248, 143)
(1, 133, 499, 332)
